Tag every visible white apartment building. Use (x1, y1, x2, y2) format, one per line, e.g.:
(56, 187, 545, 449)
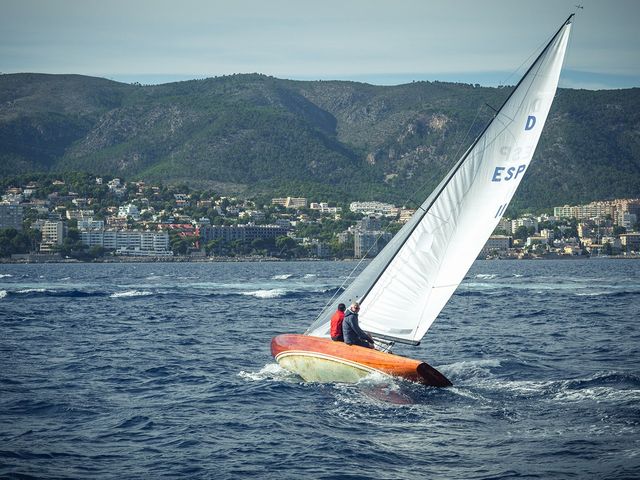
(80, 229, 170, 254)
(118, 204, 140, 220)
(271, 197, 308, 209)
(40, 221, 64, 252)
(511, 217, 538, 233)
(309, 202, 342, 214)
(350, 201, 398, 217)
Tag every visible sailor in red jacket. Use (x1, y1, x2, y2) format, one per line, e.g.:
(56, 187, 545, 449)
(330, 303, 346, 341)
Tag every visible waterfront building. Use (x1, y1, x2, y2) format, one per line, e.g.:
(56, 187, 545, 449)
(80, 229, 170, 255)
(353, 231, 392, 258)
(201, 224, 289, 243)
(620, 233, 640, 253)
(480, 235, 512, 257)
(40, 221, 65, 252)
(620, 212, 637, 230)
(0, 204, 23, 231)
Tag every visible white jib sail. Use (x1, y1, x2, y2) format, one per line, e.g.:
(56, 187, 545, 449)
(307, 17, 572, 344)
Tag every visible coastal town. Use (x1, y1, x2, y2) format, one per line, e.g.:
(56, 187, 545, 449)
(0, 174, 639, 262)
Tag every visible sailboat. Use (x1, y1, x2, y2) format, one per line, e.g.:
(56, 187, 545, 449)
(272, 15, 574, 386)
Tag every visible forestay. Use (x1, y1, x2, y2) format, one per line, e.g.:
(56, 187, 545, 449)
(306, 17, 573, 344)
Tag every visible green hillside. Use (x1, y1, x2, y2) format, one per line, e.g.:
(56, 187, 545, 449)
(1, 73, 639, 210)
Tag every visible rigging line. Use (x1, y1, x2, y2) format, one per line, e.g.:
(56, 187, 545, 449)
(497, 24, 559, 89)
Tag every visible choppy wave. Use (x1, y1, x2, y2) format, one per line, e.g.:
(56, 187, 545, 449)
(272, 274, 294, 280)
(0, 273, 13, 278)
(440, 359, 502, 381)
(0, 290, 7, 299)
(475, 274, 497, 279)
(240, 289, 288, 299)
(304, 274, 318, 278)
(110, 290, 154, 298)
(9, 288, 105, 298)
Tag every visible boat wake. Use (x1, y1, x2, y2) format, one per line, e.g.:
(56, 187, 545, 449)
(238, 363, 299, 382)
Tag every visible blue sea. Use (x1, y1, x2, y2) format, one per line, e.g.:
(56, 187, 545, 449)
(0, 259, 638, 479)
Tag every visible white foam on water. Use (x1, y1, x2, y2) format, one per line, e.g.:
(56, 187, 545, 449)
(553, 386, 640, 403)
(475, 274, 497, 279)
(0, 274, 13, 278)
(0, 290, 7, 299)
(272, 274, 294, 280)
(575, 291, 609, 296)
(17, 288, 49, 294)
(241, 289, 287, 299)
(440, 358, 501, 380)
(496, 379, 556, 396)
(304, 274, 318, 278)
(110, 290, 153, 298)
(238, 362, 298, 382)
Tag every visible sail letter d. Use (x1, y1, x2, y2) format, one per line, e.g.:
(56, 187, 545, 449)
(525, 115, 536, 130)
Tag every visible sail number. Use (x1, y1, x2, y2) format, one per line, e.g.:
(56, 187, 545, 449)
(492, 164, 526, 182)
(495, 203, 507, 218)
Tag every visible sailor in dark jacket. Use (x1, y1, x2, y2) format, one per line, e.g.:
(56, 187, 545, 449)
(342, 302, 374, 348)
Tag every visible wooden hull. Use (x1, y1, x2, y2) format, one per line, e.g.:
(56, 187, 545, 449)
(271, 334, 452, 387)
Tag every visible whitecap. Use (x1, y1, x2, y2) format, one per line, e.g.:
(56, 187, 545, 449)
(0, 274, 13, 278)
(439, 358, 501, 380)
(0, 290, 7, 299)
(554, 387, 640, 403)
(110, 290, 153, 298)
(304, 274, 318, 278)
(17, 288, 49, 294)
(238, 363, 297, 382)
(475, 274, 497, 279)
(272, 274, 294, 280)
(241, 289, 287, 299)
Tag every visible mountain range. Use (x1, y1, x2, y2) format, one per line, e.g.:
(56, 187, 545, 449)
(1, 73, 639, 211)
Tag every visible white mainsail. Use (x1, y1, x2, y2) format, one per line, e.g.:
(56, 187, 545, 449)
(307, 16, 573, 344)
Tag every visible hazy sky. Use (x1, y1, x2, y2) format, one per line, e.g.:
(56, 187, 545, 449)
(2, 0, 639, 89)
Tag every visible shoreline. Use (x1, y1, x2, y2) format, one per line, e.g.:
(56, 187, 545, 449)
(1, 254, 639, 265)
